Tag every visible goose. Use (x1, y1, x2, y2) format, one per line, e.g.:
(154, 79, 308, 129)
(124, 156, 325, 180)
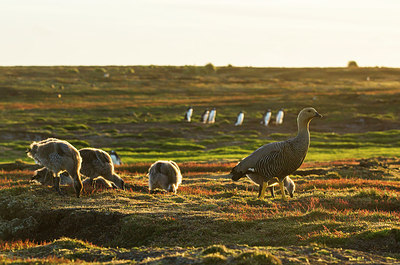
(208, 108, 216, 124)
(230, 107, 322, 200)
(184, 106, 193, 122)
(235, 111, 244, 126)
(261, 109, 271, 126)
(201, 109, 209, 123)
(276, 108, 284, 125)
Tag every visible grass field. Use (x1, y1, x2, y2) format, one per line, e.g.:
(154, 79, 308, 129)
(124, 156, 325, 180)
(0, 66, 400, 264)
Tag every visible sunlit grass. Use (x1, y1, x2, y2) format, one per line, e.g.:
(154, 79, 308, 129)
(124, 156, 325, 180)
(1, 66, 400, 263)
(1, 158, 400, 263)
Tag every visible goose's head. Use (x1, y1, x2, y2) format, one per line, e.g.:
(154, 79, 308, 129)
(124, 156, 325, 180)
(297, 107, 322, 124)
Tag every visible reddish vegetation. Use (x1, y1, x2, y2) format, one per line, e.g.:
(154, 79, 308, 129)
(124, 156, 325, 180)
(179, 185, 218, 196)
(119, 162, 237, 174)
(301, 160, 359, 168)
(118, 159, 376, 174)
(0, 239, 42, 251)
(303, 178, 400, 191)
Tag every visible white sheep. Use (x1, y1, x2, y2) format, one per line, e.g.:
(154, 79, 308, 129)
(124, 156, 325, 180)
(26, 138, 83, 197)
(148, 160, 182, 194)
(79, 148, 125, 189)
(32, 147, 125, 190)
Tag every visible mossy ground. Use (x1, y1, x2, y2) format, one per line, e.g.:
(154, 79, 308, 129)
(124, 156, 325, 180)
(1, 66, 400, 163)
(0, 158, 400, 264)
(1, 66, 400, 264)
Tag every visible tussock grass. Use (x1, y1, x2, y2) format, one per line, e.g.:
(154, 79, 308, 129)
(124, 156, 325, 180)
(1, 66, 400, 263)
(1, 158, 400, 264)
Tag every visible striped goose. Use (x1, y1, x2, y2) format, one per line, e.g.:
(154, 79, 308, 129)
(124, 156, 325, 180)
(230, 107, 322, 201)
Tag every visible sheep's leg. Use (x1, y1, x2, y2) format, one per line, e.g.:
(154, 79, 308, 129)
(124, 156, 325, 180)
(45, 170, 52, 185)
(149, 181, 154, 194)
(258, 181, 268, 199)
(71, 172, 83, 198)
(53, 172, 63, 195)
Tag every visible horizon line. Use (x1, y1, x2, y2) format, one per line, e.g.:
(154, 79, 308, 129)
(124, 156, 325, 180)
(0, 64, 396, 68)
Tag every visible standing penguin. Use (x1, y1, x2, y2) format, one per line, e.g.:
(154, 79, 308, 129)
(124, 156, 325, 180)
(276, 108, 284, 125)
(184, 106, 193, 122)
(208, 108, 216, 124)
(110, 150, 122, 165)
(201, 109, 210, 123)
(261, 109, 272, 126)
(235, 111, 244, 126)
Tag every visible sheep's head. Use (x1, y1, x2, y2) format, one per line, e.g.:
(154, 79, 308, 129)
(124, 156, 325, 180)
(31, 167, 52, 185)
(112, 174, 125, 190)
(26, 143, 39, 159)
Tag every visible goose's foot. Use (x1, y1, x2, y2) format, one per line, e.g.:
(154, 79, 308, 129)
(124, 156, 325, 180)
(258, 181, 268, 199)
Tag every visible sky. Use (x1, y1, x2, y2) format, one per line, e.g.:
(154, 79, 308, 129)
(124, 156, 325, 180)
(1, 0, 399, 67)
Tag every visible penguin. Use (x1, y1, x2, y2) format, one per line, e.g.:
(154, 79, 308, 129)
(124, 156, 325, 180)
(261, 109, 271, 126)
(276, 108, 284, 125)
(208, 108, 216, 124)
(235, 111, 244, 126)
(184, 106, 193, 122)
(110, 150, 122, 165)
(201, 109, 210, 123)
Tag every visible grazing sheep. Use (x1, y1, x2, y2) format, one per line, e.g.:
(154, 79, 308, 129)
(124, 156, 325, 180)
(283, 176, 295, 198)
(32, 169, 119, 193)
(92, 176, 119, 190)
(148, 160, 182, 194)
(32, 147, 125, 190)
(235, 111, 244, 126)
(230, 107, 322, 201)
(110, 150, 122, 165)
(184, 106, 193, 122)
(82, 176, 119, 191)
(276, 108, 284, 125)
(31, 167, 73, 186)
(201, 109, 210, 123)
(78, 148, 125, 189)
(261, 109, 271, 126)
(26, 138, 83, 198)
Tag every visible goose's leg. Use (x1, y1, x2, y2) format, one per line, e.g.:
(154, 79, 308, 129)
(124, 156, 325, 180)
(258, 181, 268, 199)
(279, 181, 288, 201)
(274, 177, 287, 201)
(269, 186, 275, 198)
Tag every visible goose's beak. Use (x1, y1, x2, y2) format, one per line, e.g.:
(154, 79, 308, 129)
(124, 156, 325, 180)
(314, 112, 322, 118)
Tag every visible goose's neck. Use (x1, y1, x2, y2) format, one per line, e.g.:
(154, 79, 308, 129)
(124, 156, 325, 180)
(296, 119, 310, 140)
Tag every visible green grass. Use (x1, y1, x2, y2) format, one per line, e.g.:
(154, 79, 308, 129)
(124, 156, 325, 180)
(0, 66, 400, 263)
(1, 65, 400, 164)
